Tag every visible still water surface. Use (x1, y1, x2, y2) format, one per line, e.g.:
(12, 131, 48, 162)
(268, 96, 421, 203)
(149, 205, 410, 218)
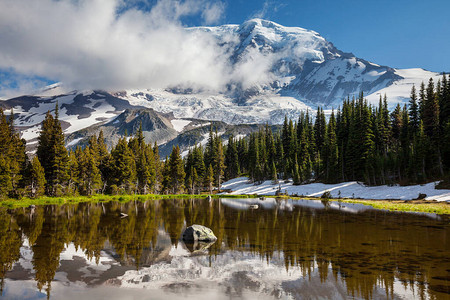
(0, 198, 449, 299)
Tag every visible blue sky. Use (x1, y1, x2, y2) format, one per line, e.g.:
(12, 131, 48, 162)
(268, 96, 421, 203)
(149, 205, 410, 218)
(219, 0, 450, 72)
(0, 0, 448, 98)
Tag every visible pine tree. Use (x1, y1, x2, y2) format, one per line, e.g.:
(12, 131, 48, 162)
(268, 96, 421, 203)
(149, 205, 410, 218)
(293, 158, 301, 185)
(78, 146, 102, 196)
(298, 127, 311, 182)
(111, 137, 136, 193)
(409, 85, 420, 135)
(271, 161, 278, 184)
(192, 168, 199, 194)
(419, 81, 426, 120)
(186, 173, 193, 194)
(360, 100, 375, 183)
(416, 121, 429, 181)
(442, 121, 450, 172)
(36, 104, 69, 196)
(153, 141, 162, 193)
(96, 130, 111, 193)
(0, 110, 13, 197)
(213, 136, 225, 191)
(324, 110, 339, 182)
(225, 135, 239, 180)
(205, 164, 214, 194)
(0, 156, 11, 198)
(28, 156, 46, 198)
(391, 104, 402, 143)
(248, 134, 260, 182)
(423, 78, 440, 139)
(167, 145, 185, 194)
(440, 73, 450, 128)
(314, 107, 327, 153)
(67, 150, 79, 195)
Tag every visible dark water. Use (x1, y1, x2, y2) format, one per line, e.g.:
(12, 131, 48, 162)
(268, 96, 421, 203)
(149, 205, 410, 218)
(0, 198, 449, 300)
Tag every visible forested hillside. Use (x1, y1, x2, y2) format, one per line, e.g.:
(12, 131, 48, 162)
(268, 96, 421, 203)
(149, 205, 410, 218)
(0, 74, 449, 198)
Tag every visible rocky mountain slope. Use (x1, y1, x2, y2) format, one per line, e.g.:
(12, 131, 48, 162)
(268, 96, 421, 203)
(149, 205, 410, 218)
(0, 19, 442, 151)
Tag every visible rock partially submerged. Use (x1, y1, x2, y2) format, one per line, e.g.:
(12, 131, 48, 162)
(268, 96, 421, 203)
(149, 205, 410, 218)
(182, 224, 217, 242)
(184, 240, 216, 254)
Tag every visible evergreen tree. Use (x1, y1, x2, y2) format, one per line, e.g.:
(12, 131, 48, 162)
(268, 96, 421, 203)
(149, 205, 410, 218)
(440, 73, 450, 128)
(153, 141, 162, 193)
(213, 136, 225, 191)
(298, 127, 311, 182)
(67, 150, 79, 195)
(0, 156, 11, 198)
(442, 121, 450, 172)
(419, 81, 426, 119)
(314, 107, 327, 153)
(248, 134, 260, 182)
(271, 161, 278, 184)
(423, 78, 440, 139)
(96, 130, 111, 193)
(225, 135, 240, 180)
(409, 85, 420, 135)
(205, 164, 214, 194)
(77, 146, 102, 196)
(324, 110, 339, 182)
(111, 137, 136, 194)
(167, 145, 185, 194)
(192, 168, 199, 194)
(292, 158, 301, 185)
(0, 110, 12, 198)
(36, 104, 69, 196)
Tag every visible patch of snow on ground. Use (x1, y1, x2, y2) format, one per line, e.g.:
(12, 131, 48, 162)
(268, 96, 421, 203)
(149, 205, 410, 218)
(221, 177, 450, 202)
(171, 119, 191, 132)
(66, 137, 83, 147)
(20, 125, 41, 140)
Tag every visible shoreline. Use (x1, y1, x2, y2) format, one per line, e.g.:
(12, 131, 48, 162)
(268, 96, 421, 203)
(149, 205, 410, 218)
(1, 193, 450, 215)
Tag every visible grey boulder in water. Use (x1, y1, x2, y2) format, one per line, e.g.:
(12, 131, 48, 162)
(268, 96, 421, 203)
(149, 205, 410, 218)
(182, 224, 217, 242)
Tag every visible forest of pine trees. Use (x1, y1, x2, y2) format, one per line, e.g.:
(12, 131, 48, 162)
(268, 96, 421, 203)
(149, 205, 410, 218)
(0, 74, 449, 199)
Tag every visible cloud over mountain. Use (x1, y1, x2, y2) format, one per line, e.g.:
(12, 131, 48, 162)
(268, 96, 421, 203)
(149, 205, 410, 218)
(0, 0, 234, 95)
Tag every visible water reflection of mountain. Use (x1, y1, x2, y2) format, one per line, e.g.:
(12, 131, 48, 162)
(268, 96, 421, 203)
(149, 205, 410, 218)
(0, 199, 449, 299)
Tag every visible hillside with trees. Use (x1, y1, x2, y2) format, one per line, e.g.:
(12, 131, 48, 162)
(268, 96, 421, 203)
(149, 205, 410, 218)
(0, 74, 449, 199)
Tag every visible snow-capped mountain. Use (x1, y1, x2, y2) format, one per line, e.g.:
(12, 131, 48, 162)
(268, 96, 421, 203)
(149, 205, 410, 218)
(0, 19, 442, 149)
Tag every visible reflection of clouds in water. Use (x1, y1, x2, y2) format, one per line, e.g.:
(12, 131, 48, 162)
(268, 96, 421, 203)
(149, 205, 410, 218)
(117, 250, 406, 300)
(1, 250, 421, 300)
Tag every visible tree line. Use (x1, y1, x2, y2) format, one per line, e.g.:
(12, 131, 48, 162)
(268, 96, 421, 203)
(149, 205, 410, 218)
(0, 74, 449, 198)
(233, 74, 450, 185)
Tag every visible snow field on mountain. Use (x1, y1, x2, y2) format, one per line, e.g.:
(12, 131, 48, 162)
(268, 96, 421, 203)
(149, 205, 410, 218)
(170, 119, 191, 132)
(366, 68, 442, 108)
(221, 177, 450, 202)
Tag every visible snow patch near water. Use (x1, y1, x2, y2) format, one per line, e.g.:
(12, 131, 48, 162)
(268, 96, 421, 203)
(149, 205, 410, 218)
(221, 177, 450, 202)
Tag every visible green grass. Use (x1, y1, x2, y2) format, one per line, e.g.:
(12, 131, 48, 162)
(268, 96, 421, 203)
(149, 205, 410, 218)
(0, 193, 261, 208)
(341, 199, 450, 215)
(1, 194, 449, 215)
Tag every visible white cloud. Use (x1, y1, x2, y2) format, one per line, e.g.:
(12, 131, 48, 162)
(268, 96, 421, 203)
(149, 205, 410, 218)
(252, 0, 270, 19)
(0, 0, 229, 95)
(0, 0, 282, 98)
(0, 72, 50, 99)
(201, 2, 225, 25)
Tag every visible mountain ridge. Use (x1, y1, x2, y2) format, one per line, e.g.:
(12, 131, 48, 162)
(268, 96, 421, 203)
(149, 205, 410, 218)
(0, 19, 442, 151)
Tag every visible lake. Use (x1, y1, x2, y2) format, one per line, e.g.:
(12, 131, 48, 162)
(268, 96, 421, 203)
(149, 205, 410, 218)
(0, 198, 449, 299)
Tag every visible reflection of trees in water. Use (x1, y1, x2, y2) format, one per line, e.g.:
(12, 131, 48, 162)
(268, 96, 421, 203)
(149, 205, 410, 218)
(185, 200, 450, 299)
(0, 200, 449, 299)
(32, 206, 70, 299)
(0, 208, 22, 296)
